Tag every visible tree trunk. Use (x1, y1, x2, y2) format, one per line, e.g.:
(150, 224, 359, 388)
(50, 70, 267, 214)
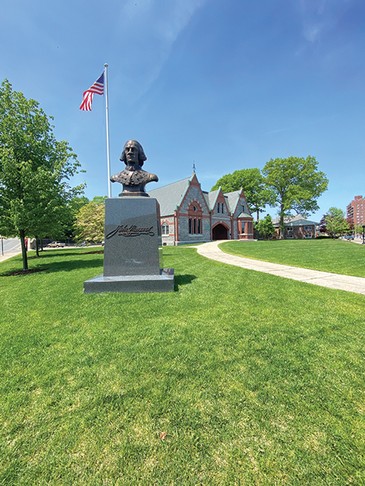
(19, 229, 28, 271)
(35, 237, 40, 257)
(279, 203, 285, 239)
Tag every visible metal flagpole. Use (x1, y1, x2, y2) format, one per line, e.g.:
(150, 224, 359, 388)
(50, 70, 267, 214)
(104, 63, 112, 198)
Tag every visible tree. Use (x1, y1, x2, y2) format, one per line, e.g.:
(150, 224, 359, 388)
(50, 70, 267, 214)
(354, 224, 365, 238)
(69, 195, 90, 215)
(211, 168, 272, 220)
(325, 207, 349, 238)
(262, 156, 328, 238)
(318, 214, 328, 234)
(255, 214, 275, 240)
(57, 195, 90, 245)
(75, 200, 105, 244)
(91, 195, 107, 204)
(0, 79, 83, 270)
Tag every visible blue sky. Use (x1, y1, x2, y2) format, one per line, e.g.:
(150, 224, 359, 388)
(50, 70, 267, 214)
(1, 0, 364, 221)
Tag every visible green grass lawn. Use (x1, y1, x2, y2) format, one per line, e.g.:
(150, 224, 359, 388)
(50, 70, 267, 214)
(1, 246, 365, 484)
(220, 238, 365, 277)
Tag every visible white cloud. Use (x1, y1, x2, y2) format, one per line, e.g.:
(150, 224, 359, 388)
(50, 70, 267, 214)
(298, 0, 329, 43)
(302, 22, 323, 43)
(115, 0, 207, 102)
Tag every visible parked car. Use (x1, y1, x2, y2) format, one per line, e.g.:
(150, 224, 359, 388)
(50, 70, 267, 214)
(47, 241, 65, 248)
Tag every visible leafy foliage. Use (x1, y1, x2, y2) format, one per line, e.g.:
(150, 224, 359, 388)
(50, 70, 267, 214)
(91, 195, 107, 204)
(262, 156, 328, 237)
(355, 224, 365, 237)
(0, 79, 83, 269)
(212, 168, 272, 220)
(324, 207, 350, 238)
(75, 200, 105, 243)
(255, 214, 275, 240)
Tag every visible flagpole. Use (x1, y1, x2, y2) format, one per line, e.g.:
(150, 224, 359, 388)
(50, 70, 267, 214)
(104, 63, 112, 198)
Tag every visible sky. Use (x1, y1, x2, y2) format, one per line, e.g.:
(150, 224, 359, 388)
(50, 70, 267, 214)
(1, 0, 365, 221)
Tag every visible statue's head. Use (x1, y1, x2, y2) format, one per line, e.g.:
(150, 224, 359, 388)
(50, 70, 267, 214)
(120, 140, 147, 167)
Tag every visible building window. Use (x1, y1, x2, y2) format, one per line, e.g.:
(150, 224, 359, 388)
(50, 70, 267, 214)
(188, 201, 203, 234)
(217, 202, 224, 214)
(161, 223, 169, 235)
(304, 225, 313, 238)
(189, 217, 202, 234)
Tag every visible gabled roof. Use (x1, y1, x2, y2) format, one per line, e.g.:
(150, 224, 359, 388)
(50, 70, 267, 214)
(285, 218, 318, 226)
(224, 190, 242, 213)
(203, 188, 220, 211)
(272, 214, 319, 226)
(149, 175, 253, 218)
(148, 176, 193, 215)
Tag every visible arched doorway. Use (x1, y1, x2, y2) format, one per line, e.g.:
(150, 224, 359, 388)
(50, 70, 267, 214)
(212, 223, 229, 240)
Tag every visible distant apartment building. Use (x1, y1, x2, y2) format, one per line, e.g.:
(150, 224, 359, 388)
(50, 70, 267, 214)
(346, 195, 365, 226)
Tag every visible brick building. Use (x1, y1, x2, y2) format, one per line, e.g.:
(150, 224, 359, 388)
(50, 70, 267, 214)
(148, 173, 254, 245)
(346, 195, 365, 226)
(272, 214, 318, 239)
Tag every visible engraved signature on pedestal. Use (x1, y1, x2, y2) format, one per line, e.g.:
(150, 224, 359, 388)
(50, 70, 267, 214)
(106, 225, 155, 239)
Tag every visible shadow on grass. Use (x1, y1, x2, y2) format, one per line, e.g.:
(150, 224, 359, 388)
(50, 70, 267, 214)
(40, 257, 104, 273)
(0, 256, 104, 277)
(1, 248, 197, 286)
(29, 249, 103, 259)
(174, 274, 196, 290)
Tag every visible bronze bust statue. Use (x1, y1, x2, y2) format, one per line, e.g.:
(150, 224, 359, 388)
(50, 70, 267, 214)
(110, 140, 158, 197)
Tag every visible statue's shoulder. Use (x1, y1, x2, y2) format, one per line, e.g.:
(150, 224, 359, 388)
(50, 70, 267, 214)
(135, 170, 158, 183)
(131, 170, 158, 184)
(110, 169, 129, 184)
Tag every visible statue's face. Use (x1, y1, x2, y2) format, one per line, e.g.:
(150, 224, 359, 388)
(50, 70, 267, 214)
(124, 141, 139, 165)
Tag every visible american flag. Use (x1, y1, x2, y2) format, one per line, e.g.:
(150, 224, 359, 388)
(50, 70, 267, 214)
(79, 73, 104, 111)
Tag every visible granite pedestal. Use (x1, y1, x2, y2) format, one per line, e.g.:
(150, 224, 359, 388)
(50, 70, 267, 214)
(84, 197, 174, 293)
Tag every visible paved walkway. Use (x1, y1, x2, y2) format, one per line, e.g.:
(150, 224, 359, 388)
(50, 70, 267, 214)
(0, 251, 21, 263)
(196, 241, 365, 296)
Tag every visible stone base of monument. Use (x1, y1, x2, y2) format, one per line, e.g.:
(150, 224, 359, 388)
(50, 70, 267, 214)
(84, 268, 174, 293)
(83, 197, 174, 293)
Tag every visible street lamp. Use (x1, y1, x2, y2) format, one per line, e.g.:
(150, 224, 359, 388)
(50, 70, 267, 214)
(362, 225, 365, 244)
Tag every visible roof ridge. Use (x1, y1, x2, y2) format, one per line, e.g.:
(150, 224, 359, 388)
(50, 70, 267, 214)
(149, 175, 192, 192)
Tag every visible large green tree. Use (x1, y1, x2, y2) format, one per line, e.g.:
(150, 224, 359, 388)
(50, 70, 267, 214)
(0, 79, 83, 270)
(325, 207, 349, 238)
(211, 168, 271, 220)
(262, 156, 328, 237)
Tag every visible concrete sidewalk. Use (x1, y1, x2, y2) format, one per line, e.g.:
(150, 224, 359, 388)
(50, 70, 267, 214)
(197, 241, 365, 296)
(0, 251, 21, 263)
